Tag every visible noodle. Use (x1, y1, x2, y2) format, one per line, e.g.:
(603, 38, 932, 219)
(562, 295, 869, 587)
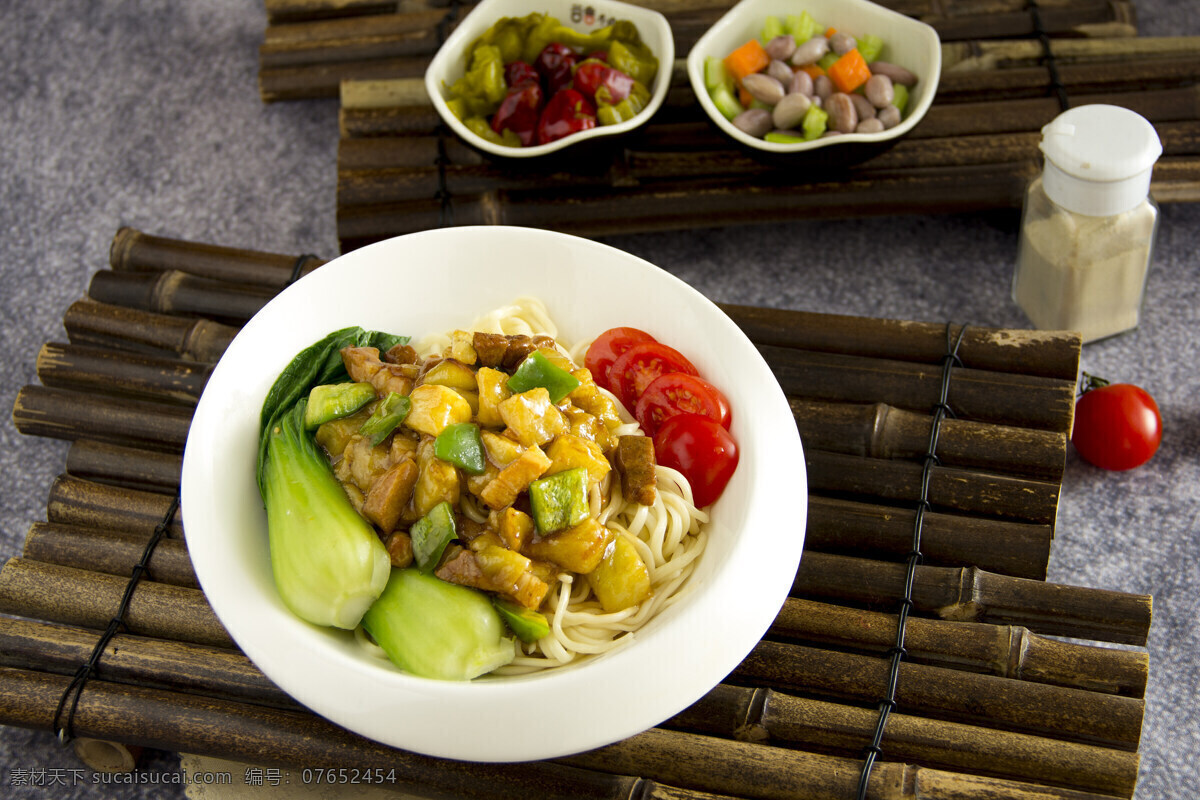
(380, 297, 709, 676)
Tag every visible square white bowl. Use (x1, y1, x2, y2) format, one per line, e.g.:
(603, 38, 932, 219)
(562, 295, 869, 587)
(425, 0, 675, 158)
(686, 0, 941, 155)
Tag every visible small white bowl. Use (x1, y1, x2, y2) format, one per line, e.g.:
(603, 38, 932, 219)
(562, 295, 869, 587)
(425, 0, 674, 158)
(182, 227, 806, 763)
(686, 0, 941, 155)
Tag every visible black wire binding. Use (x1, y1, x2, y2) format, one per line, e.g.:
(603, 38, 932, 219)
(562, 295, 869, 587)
(854, 323, 968, 799)
(287, 253, 319, 287)
(1026, 0, 1070, 112)
(53, 494, 181, 746)
(434, 0, 462, 227)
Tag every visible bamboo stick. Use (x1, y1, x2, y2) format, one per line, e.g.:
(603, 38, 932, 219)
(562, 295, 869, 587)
(109, 227, 326, 289)
(719, 304, 1081, 380)
(66, 440, 182, 493)
(46, 475, 184, 539)
(87, 269, 275, 325)
(0, 667, 1120, 800)
(63, 299, 239, 362)
(0, 559, 231, 649)
(37, 342, 210, 406)
(732, 640, 1143, 751)
(807, 449, 1062, 524)
(793, 551, 1153, 646)
(789, 398, 1066, 480)
(672, 684, 1139, 797)
(260, 9, 452, 69)
(265, 0, 399, 24)
(805, 496, 1052, 579)
(763, 345, 1076, 433)
(942, 35, 1200, 72)
(22, 523, 198, 589)
(12, 385, 191, 453)
(0, 617, 290, 709)
(769, 597, 1147, 697)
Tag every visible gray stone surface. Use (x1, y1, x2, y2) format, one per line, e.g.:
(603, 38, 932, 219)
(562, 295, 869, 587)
(1, 1, 1196, 797)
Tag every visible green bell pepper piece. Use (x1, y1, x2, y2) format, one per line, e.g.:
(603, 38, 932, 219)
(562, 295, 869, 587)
(303, 382, 376, 430)
(506, 350, 580, 403)
(358, 392, 411, 446)
(492, 597, 550, 643)
(434, 422, 486, 475)
(410, 501, 457, 573)
(528, 467, 589, 534)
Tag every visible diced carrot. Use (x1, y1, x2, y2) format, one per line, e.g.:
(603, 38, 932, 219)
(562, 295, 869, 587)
(738, 86, 753, 108)
(723, 39, 770, 83)
(827, 47, 871, 93)
(825, 27, 837, 37)
(798, 63, 826, 80)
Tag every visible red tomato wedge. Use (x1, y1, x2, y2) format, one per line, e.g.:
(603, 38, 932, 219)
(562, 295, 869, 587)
(653, 414, 739, 508)
(609, 342, 699, 409)
(584, 327, 656, 394)
(635, 372, 732, 436)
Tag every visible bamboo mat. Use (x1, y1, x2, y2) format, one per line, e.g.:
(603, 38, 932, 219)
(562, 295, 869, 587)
(1, 227, 1154, 799)
(251, 0, 1200, 249)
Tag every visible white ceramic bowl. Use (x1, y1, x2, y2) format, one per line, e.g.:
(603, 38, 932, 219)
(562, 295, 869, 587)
(182, 227, 805, 763)
(425, 0, 674, 158)
(686, 0, 941, 155)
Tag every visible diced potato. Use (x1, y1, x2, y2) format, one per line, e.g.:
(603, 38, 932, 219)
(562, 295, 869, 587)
(468, 531, 506, 553)
(450, 330, 478, 365)
(404, 383, 472, 437)
(420, 358, 478, 392)
(586, 534, 652, 612)
(315, 407, 373, 459)
(545, 433, 611, 490)
(465, 460, 499, 499)
(569, 368, 623, 430)
(490, 507, 534, 552)
(475, 544, 532, 592)
(482, 430, 524, 467)
(480, 445, 551, 510)
(498, 388, 567, 447)
(413, 438, 461, 517)
(476, 367, 513, 428)
(562, 406, 612, 451)
(361, 459, 419, 533)
(453, 388, 480, 416)
(534, 346, 576, 373)
(389, 431, 419, 462)
(524, 518, 613, 574)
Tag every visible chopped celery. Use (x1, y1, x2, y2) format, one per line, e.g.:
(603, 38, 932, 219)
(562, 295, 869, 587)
(359, 392, 411, 446)
(507, 350, 581, 403)
(802, 104, 829, 140)
(492, 597, 550, 643)
(893, 83, 910, 113)
(434, 422, 486, 475)
(362, 568, 515, 680)
(786, 11, 819, 43)
(817, 51, 840, 72)
(528, 467, 589, 533)
(857, 34, 883, 63)
(262, 401, 391, 630)
(704, 55, 731, 92)
(765, 131, 806, 144)
(709, 82, 744, 121)
(760, 15, 784, 43)
(410, 501, 457, 572)
(304, 382, 376, 430)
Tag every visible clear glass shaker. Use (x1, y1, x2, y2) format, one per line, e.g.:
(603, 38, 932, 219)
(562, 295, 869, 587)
(1012, 104, 1162, 344)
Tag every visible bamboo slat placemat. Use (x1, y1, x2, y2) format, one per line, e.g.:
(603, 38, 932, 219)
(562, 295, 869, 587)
(251, 0, 1200, 249)
(2, 227, 1153, 799)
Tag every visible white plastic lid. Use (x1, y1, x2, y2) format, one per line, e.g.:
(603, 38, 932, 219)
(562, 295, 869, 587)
(1039, 104, 1162, 216)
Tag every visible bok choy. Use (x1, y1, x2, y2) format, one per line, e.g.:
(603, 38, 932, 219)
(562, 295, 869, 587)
(258, 327, 409, 630)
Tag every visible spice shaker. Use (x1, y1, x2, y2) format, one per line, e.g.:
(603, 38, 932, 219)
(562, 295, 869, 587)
(1012, 104, 1162, 343)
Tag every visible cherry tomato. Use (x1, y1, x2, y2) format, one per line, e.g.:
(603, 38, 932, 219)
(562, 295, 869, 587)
(653, 414, 739, 508)
(610, 341, 699, 410)
(584, 327, 656, 393)
(635, 372, 732, 436)
(1071, 376, 1161, 471)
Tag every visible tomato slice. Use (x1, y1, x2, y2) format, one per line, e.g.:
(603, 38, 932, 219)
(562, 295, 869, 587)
(635, 372, 732, 436)
(653, 414, 739, 508)
(584, 327, 656, 394)
(609, 342, 699, 410)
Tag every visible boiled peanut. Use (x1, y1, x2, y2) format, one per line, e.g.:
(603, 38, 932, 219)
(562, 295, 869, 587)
(790, 36, 829, 66)
(772, 92, 812, 130)
(765, 34, 797, 61)
(864, 74, 894, 108)
(741, 73, 785, 105)
(825, 92, 858, 134)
